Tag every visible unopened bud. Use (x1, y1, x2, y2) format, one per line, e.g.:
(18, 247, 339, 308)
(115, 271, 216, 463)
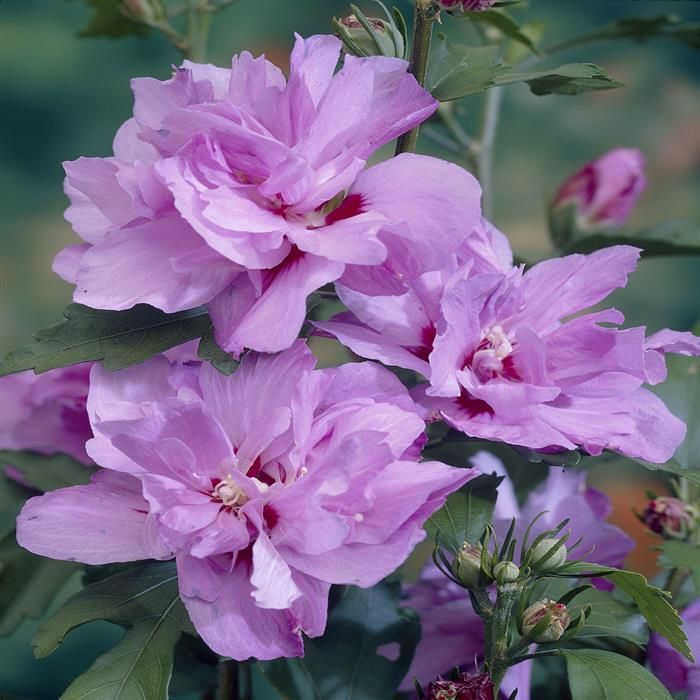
(493, 561, 520, 584)
(436, 0, 497, 15)
(453, 543, 484, 589)
(336, 14, 405, 59)
(641, 497, 699, 540)
(551, 148, 646, 230)
(522, 600, 570, 643)
(427, 672, 494, 700)
(120, 0, 166, 22)
(530, 538, 567, 572)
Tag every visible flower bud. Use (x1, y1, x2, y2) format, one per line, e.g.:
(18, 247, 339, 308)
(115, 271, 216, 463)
(521, 600, 570, 643)
(427, 672, 494, 700)
(437, 0, 497, 14)
(551, 147, 646, 230)
(119, 0, 166, 22)
(529, 538, 567, 572)
(493, 561, 520, 584)
(641, 497, 699, 540)
(335, 14, 405, 59)
(453, 543, 484, 589)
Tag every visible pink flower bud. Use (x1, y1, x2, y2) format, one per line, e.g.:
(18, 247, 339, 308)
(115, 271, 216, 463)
(436, 0, 497, 14)
(493, 560, 520, 584)
(552, 147, 646, 229)
(337, 14, 404, 58)
(427, 672, 495, 700)
(521, 600, 570, 642)
(641, 497, 699, 539)
(453, 542, 485, 589)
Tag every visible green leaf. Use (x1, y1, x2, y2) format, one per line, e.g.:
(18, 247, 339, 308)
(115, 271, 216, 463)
(0, 303, 211, 376)
(261, 580, 420, 700)
(428, 37, 506, 101)
(0, 531, 78, 637)
(425, 472, 502, 553)
(505, 63, 623, 96)
(569, 588, 648, 646)
(561, 220, 700, 257)
(461, 9, 542, 56)
(72, 0, 150, 39)
(627, 457, 700, 487)
(427, 36, 621, 102)
(198, 328, 240, 376)
(559, 648, 672, 700)
(34, 560, 193, 658)
(61, 612, 181, 700)
(0, 451, 92, 492)
(556, 562, 693, 661)
(658, 540, 700, 592)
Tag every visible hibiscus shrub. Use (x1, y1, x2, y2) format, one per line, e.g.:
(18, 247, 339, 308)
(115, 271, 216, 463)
(2, 1, 700, 699)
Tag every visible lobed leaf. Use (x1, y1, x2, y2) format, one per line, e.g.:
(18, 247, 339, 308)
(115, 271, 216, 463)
(260, 580, 420, 700)
(61, 612, 181, 700)
(0, 303, 211, 376)
(557, 562, 693, 661)
(428, 35, 621, 102)
(33, 560, 193, 659)
(559, 648, 673, 700)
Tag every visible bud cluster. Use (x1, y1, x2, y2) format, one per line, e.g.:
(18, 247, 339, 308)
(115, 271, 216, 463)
(429, 512, 593, 696)
(445, 514, 574, 592)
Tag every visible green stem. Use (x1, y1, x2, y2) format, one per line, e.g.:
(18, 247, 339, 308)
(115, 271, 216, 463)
(395, 0, 437, 155)
(476, 86, 504, 220)
(186, 0, 214, 62)
(218, 659, 239, 700)
(438, 106, 478, 172)
(484, 583, 521, 696)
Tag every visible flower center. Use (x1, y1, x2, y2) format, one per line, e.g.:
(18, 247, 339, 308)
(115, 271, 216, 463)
(469, 325, 516, 382)
(211, 475, 249, 508)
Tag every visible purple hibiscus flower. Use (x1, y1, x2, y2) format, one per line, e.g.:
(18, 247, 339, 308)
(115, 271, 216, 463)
(318, 230, 700, 462)
(0, 365, 93, 464)
(55, 34, 481, 356)
(649, 599, 700, 699)
(401, 452, 634, 698)
(17, 342, 475, 660)
(552, 148, 646, 229)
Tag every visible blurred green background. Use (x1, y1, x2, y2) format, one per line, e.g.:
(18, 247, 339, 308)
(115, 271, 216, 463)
(0, 0, 699, 697)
